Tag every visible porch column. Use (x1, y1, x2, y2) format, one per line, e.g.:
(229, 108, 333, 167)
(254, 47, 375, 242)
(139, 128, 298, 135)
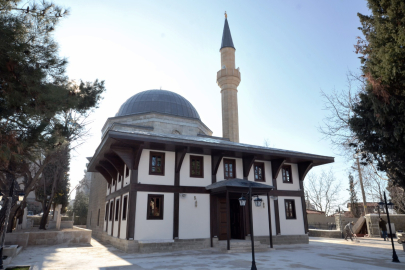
(267, 192, 273, 248)
(226, 190, 230, 250)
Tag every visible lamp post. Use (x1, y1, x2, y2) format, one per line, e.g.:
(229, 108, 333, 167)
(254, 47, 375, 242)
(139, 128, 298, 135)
(378, 192, 400, 263)
(0, 181, 25, 269)
(335, 207, 343, 238)
(238, 186, 262, 270)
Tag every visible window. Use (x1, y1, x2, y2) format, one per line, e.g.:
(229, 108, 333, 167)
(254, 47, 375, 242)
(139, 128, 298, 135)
(126, 166, 129, 178)
(118, 174, 122, 182)
(190, 155, 204, 178)
(115, 199, 120, 221)
(285, 199, 296, 219)
(149, 152, 165, 175)
(224, 159, 236, 179)
(147, 194, 164, 220)
(254, 162, 265, 182)
(105, 203, 109, 221)
(282, 165, 293, 183)
(122, 196, 128, 220)
(109, 201, 114, 221)
(97, 209, 100, 226)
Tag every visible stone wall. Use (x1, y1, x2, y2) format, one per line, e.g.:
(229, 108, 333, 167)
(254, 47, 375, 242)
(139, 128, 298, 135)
(87, 172, 107, 239)
(308, 229, 342, 238)
(365, 214, 405, 237)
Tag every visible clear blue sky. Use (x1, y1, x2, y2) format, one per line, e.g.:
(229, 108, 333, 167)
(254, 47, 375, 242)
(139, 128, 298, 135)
(54, 0, 370, 205)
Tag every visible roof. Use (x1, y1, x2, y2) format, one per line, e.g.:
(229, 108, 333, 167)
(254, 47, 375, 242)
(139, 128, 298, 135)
(220, 18, 235, 50)
(306, 209, 325, 215)
(115, 90, 201, 120)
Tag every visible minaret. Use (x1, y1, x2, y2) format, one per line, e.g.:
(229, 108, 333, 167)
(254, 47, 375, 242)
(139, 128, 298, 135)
(217, 12, 240, 143)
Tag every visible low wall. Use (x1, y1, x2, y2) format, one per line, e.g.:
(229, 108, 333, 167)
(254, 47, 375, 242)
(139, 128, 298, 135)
(5, 227, 91, 247)
(308, 229, 342, 238)
(252, 235, 309, 245)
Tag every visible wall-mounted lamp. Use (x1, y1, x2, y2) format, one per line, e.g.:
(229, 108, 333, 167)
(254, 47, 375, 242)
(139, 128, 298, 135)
(181, 193, 186, 198)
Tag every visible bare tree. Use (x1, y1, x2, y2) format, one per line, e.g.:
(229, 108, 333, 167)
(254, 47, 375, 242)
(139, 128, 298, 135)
(304, 169, 341, 216)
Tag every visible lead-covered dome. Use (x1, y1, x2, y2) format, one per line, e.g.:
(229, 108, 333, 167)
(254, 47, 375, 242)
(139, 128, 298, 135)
(115, 90, 201, 120)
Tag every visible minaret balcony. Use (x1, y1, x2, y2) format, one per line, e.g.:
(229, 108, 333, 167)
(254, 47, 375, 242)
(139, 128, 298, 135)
(217, 68, 241, 81)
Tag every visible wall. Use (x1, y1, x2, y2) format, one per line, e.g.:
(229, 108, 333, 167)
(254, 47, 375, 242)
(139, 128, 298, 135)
(119, 192, 129, 239)
(180, 154, 211, 187)
(278, 196, 305, 235)
(135, 192, 174, 240)
(216, 157, 243, 181)
(252, 195, 272, 236)
(87, 172, 108, 239)
(179, 193, 210, 239)
(307, 214, 335, 224)
(276, 163, 300, 191)
(247, 160, 273, 186)
(138, 149, 175, 186)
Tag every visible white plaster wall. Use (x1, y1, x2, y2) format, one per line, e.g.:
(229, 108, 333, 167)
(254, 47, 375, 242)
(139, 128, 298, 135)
(180, 154, 211, 187)
(276, 163, 300, 191)
(111, 179, 116, 193)
(179, 194, 210, 239)
(104, 202, 108, 231)
(247, 160, 273, 186)
(135, 192, 174, 240)
(116, 173, 122, 191)
(216, 157, 243, 181)
(252, 195, 272, 236)
(107, 199, 114, 235)
(123, 165, 130, 187)
(119, 192, 129, 239)
(113, 197, 120, 237)
(138, 150, 175, 186)
(278, 196, 305, 235)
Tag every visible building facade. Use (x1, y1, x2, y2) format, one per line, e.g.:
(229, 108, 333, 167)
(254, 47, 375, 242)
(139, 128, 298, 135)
(86, 16, 334, 252)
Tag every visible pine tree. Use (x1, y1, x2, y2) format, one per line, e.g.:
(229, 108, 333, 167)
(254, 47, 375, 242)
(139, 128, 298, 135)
(349, 0, 405, 189)
(348, 173, 361, 218)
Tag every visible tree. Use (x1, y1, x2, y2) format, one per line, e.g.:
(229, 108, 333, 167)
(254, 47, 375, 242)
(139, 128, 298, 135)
(347, 173, 360, 218)
(349, 0, 405, 189)
(304, 169, 341, 216)
(73, 191, 88, 219)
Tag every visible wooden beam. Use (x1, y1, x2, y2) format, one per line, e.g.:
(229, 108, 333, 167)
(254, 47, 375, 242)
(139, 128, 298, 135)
(298, 161, 313, 181)
(274, 199, 280, 235)
(226, 190, 230, 251)
(212, 153, 224, 176)
(175, 147, 188, 173)
(126, 171, 138, 240)
(106, 185, 130, 201)
(99, 160, 118, 181)
(301, 195, 309, 234)
(118, 194, 123, 238)
(271, 159, 286, 189)
(95, 166, 112, 184)
(133, 144, 144, 170)
(173, 193, 179, 239)
(112, 147, 135, 170)
(104, 154, 125, 176)
(267, 193, 273, 248)
(242, 155, 256, 179)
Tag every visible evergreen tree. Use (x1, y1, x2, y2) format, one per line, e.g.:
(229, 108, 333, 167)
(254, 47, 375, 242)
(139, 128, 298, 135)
(349, 0, 405, 189)
(73, 191, 89, 219)
(348, 173, 360, 218)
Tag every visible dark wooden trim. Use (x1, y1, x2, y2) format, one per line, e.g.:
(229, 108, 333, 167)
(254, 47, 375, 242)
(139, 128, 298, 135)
(190, 155, 204, 178)
(106, 185, 130, 201)
(127, 169, 138, 239)
(223, 158, 236, 179)
(134, 184, 208, 194)
(115, 197, 120, 221)
(95, 166, 112, 184)
(100, 160, 118, 182)
(175, 147, 188, 173)
(301, 194, 308, 233)
(285, 199, 297, 219)
(212, 153, 224, 176)
(149, 151, 165, 176)
(104, 154, 125, 176)
(111, 199, 115, 236)
(267, 193, 273, 248)
(274, 199, 280, 235)
(105, 202, 109, 232)
(173, 193, 179, 239)
(122, 195, 128, 221)
(253, 162, 265, 182)
(281, 165, 293, 184)
(210, 194, 214, 247)
(271, 159, 286, 188)
(267, 190, 303, 197)
(118, 195, 123, 238)
(133, 144, 144, 170)
(112, 147, 135, 170)
(226, 190, 230, 251)
(298, 161, 313, 181)
(242, 155, 256, 179)
(147, 194, 164, 220)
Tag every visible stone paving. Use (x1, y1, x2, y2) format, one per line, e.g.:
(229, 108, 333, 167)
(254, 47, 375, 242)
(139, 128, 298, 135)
(10, 237, 405, 269)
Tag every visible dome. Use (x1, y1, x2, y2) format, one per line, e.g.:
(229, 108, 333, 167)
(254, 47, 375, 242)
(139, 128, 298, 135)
(115, 90, 201, 120)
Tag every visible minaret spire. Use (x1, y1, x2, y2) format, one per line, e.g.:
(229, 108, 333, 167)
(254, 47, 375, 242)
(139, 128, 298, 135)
(217, 14, 240, 142)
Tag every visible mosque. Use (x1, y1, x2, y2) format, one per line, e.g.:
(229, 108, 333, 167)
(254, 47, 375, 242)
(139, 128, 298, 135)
(86, 15, 334, 252)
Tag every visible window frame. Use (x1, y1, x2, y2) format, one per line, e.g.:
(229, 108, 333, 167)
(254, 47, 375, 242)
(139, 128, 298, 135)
(223, 158, 236, 179)
(149, 151, 166, 176)
(282, 165, 293, 184)
(126, 166, 130, 178)
(115, 198, 120, 221)
(253, 162, 265, 182)
(105, 203, 109, 221)
(285, 199, 296, 219)
(146, 194, 164, 220)
(109, 201, 114, 221)
(190, 155, 204, 178)
(122, 195, 128, 221)
(97, 209, 100, 226)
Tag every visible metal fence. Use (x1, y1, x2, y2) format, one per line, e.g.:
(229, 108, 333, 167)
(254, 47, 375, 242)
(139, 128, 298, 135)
(308, 223, 337, 230)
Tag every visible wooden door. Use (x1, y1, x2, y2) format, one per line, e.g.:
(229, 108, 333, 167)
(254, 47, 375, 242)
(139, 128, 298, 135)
(218, 197, 228, 240)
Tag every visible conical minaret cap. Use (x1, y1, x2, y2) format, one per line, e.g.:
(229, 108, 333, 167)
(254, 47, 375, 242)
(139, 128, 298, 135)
(220, 17, 235, 50)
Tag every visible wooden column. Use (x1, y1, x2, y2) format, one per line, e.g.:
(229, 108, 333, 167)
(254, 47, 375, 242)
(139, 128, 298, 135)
(118, 194, 123, 238)
(111, 200, 115, 236)
(298, 162, 313, 234)
(127, 171, 138, 239)
(274, 199, 280, 235)
(173, 147, 187, 239)
(267, 193, 273, 248)
(226, 190, 230, 250)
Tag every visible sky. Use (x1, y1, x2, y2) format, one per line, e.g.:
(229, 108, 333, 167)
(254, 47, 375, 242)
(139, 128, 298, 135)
(52, 0, 371, 207)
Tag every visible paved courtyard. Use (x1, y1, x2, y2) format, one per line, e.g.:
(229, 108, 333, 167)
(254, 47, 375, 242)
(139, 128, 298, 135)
(11, 237, 405, 269)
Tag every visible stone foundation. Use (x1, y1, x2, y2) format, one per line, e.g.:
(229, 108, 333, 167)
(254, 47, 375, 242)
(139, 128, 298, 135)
(308, 229, 342, 238)
(248, 234, 309, 245)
